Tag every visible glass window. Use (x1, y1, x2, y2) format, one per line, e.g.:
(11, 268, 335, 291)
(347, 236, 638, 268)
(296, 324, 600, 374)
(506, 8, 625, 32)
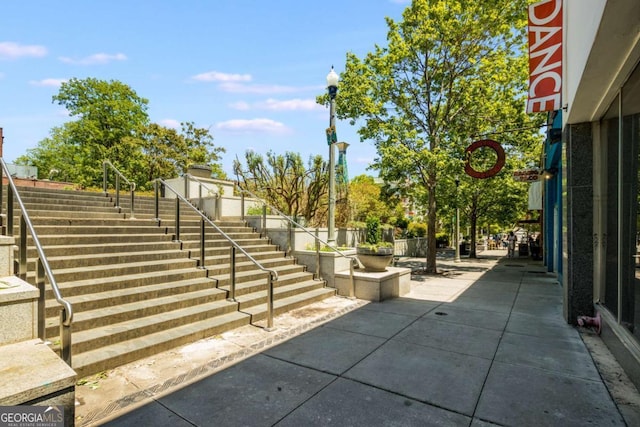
(621, 62, 640, 337)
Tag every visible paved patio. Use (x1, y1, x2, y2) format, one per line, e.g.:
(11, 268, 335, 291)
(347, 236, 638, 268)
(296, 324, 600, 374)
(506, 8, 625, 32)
(76, 252, 640, 426)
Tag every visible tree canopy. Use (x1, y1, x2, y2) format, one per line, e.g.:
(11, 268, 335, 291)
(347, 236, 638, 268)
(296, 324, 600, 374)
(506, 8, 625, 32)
(233, 150, 328, 227)
(17, 77, 226, 189)
(326, 0, 543, 271)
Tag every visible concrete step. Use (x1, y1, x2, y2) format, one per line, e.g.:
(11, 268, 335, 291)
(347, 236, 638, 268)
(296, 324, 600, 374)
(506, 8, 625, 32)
(8, 184, 335, 378)
(235, 279, 328, 310)
(45, 267, 211, 298)
(47, 286, 230, 339)
(48, 258, 200, 282)
(71, 311, 250, 378)
(45, 277, 218, 320)
(244, 287, 336, 321)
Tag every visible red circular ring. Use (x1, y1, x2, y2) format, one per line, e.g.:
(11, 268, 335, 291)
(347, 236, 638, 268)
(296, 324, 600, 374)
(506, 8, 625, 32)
(464, 139, 505, 179)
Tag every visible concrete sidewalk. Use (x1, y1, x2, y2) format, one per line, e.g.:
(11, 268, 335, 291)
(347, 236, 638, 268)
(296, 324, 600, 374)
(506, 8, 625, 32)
(78, 252, 640, 426)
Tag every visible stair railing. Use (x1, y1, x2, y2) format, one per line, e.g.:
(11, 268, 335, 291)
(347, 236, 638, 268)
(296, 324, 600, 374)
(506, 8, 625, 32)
(154, 179, 279, 329)
(236, 183, 357, 298)
(183, 173, 221, 220)
(0, 158, 73, 366)
(103, 160, 136, 219)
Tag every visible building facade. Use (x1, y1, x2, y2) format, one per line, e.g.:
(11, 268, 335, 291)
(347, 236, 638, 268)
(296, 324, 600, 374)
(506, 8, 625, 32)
(559, 0, 640, 388)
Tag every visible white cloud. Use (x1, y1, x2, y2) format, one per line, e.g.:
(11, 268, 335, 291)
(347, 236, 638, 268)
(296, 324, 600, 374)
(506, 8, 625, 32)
(159, 119, 180, 128)
(260, 98, 323, 111)
(58, 52, 127, 65)
(229, 98, 322, 112)
(29, 78, 67, 87)
(191, 71, 252, 82)
(218, 82, 300, 95)
(215, 118, 291, 134)
(229, 101, 251, 111)
(0, 41, 47, 60)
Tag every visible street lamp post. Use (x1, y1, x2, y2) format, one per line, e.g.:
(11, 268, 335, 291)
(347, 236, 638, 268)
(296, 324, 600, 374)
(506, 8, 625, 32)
(455, 177, 461, 262)
(326, 66, 339, 247)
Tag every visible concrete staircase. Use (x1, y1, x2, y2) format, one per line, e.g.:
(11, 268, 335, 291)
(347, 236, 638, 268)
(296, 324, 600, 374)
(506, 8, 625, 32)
(8, 185, 334, 378)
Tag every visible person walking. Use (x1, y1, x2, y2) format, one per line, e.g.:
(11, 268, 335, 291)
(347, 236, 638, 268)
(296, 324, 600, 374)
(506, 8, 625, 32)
(507, 231, 517, 258)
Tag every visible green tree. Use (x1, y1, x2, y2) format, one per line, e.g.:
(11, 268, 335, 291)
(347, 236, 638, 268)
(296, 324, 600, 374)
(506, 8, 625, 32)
(133, 121, 226, 188)
(17, 78, 226, 188)
(348, 175, 388, 224)
(233, 151, 328, 226)
(52, 77, 150, 185)
(326, 0, 540, 272)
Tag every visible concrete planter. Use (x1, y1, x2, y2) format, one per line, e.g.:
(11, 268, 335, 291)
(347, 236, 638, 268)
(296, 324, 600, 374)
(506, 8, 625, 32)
(356, 246, 393, 272)
(294, 249, 356, 289)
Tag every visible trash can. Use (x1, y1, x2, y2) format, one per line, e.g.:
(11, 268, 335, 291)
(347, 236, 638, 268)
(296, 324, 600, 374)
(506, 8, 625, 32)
(518, 243, 529, 257)
(460, 243, 469, 256)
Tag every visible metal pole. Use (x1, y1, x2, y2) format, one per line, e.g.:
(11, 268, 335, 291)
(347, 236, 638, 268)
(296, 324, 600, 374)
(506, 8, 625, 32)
(103, 162, 107, 194)
(36, 258, 45, 340)
(229, 246, 236, 301)
(115, 174, 120, 209)
(19, 214, 26, 280)
(174, 197, 180, 242)
(455, 178, 461, 262)
(315, 227, 320, 280)
(349, 258, 356, 298)
(266, 272, 274, 330)
(328, 97, 336, 247)
(287, 221, 292, 257)
(200, 218, 206, 268)
(455, 207, 460, 262)
(130, 186, 135, 219)
(154, 181, 160, 222)
(240, 192, 245, 221)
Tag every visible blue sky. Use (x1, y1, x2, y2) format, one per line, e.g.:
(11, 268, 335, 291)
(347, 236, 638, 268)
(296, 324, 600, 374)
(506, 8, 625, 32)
(0, 0, 410, 179)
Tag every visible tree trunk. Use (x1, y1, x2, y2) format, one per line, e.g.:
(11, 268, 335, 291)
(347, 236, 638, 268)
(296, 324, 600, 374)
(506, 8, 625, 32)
(469, 213, 478, 258)
(426, 177, 437, 274)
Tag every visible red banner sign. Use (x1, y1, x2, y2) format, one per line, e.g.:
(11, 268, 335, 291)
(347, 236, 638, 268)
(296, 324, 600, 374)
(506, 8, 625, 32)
(527, 0, 562, 113)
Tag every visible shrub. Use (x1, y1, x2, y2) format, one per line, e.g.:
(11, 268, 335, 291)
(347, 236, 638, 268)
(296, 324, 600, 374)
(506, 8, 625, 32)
(365, 216, 381, 244)
(406, 222, 427, 238)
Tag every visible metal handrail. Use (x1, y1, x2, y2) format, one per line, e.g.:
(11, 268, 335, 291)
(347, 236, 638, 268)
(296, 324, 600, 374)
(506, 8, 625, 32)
(183, 173, 220, 219)
(155, 179, 280, 329)
(0, 158, 73, 366)
(103, 160, 136, 219)
(236, 183, 357, 298)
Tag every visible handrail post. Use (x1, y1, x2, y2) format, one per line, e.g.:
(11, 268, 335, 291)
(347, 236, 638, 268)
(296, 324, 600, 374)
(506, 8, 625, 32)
(0, 164, 3, 234)
(262, 204, 267, 237)
(198, 182, 203, 211)
(103, 161, 107, 194)
(287, 221, 292, 257)
(315, 228, 321, 280)
(60, 307, 72, 367)
(7, 187, 13, 236)
(154, 180, 160, 221)
(266, 272, 274, 330)
(115, 174, 120, 209)
(200, 218, 205, 268)
(130, 186, 135, 219)
(36, 258, 45, 340)
(19, 214, 27, 280)
(184, 175, 190, 200)
(349, 258, 356, 298)
(240, 192, 245, 221)
(174, 197, 181, 242)
(228, 246, 236, 301)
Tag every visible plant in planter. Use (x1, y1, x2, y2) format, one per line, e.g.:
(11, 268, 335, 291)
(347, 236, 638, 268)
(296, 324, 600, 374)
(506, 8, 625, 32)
(357, 216, 394, 271)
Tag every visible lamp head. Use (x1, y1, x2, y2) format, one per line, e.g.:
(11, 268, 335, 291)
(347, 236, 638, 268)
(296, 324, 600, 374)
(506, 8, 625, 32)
(326, 66, 339, 99)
